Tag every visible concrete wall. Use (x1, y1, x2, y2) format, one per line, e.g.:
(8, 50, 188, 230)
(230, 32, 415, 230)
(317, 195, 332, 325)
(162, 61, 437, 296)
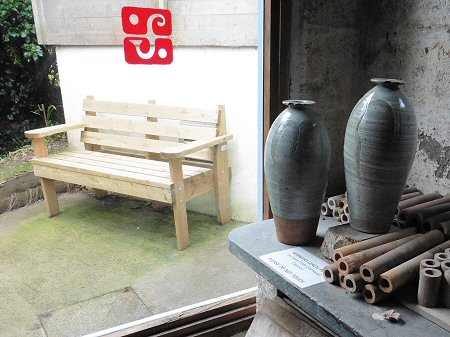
(287, 1, 365, 196)
(56, 46, 258, 222)
(287, 0, 450, 196)
(361, 0, 450, 194)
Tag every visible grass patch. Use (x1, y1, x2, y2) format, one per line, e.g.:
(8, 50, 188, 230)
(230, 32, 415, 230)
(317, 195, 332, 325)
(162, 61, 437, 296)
(0, 135, 68, 182)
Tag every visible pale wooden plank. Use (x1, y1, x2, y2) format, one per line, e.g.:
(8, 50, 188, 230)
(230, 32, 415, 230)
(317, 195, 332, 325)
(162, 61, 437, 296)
(81, 131, 213, 162)
(169, 158, 190, 250)
(40, 178, 61, 216)
(31, 138, 48, 158)
(81, 131, 178, 154)
(213, 144, 231, 224)
(25, 123, 86, 139)
(51, 153, 203, 180)
(66, 151, 208, 175)
(161, 134, 232, 159)
(33, 165, 172, 203)
(84, 95, 102, 152)
(83, 115, 216, 140)
(83, 99, 219, 124)
(31, 157, 173, 188)
(184, 170, 214, 201)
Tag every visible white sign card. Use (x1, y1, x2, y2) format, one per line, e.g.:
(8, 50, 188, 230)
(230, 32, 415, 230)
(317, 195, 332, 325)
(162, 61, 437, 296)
(260, 247, 327, 289)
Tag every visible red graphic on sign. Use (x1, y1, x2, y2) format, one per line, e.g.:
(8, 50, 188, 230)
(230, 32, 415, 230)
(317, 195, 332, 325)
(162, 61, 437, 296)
(122, 6, 173, 64)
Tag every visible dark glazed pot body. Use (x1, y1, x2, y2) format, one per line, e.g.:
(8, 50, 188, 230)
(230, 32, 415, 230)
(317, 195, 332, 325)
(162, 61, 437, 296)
(344, 79, 417, 233)
(264, 100, 331, 245)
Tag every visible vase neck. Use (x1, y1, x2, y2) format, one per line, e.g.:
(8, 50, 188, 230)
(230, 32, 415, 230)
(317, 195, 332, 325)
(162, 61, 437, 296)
(282, 99, 316, 108)
(371, 78, 404, 88)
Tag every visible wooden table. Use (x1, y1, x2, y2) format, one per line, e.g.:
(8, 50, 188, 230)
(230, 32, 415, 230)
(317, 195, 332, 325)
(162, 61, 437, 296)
(229, 219, 450, 337)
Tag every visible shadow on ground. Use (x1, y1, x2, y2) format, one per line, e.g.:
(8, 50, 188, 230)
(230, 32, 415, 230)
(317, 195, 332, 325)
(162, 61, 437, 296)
(0, 192, 256, 337)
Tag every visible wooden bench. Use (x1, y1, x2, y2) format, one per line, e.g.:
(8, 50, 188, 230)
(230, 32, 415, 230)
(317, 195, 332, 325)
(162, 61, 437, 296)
(25, 96, 233, 250)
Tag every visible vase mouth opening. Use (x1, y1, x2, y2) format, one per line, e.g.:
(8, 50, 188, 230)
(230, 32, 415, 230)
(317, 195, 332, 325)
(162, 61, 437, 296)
(371, 78, 405, 87)
(282, 99, 316, 107)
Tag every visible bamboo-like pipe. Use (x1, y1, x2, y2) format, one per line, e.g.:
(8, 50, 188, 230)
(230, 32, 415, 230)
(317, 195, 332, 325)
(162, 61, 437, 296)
(360, 230, 444, 283)
(443, 270, 450, 308)
(343, 273, 365, 293)
(403, 187, 419, 195)
(400, 191, 422, 201)
(441, 260, 450, 272)
(417, 268, 442, 307)
(339, 273, 346, 288)
(332, 227, 416, 263)
(321, 202, 333, 216)
(323, 263, 339, 284)
(363, 284, 390, 304)
(328, 194, 346, 210)
(396, 193, 443, 215)
(434, 252, 450, 263)
(421, 211, 450, 233)
(378, 240, 450, 293)
(408, 203, 450, 228)
(438, 221, 450, 239)
(333, 208, 343, 221)
(340, 213, 350, 224)
(398, 195, 450, 222)
(337, 234, 421, 275)
(419, 258, 440, 270)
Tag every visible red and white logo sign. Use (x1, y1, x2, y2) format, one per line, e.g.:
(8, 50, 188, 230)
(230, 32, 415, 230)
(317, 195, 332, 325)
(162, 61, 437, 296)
(121, 6, 173, 64)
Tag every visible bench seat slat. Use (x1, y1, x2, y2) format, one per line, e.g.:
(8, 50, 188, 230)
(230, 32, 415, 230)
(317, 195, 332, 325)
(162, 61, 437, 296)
(32, 156, 173, 188)
(33, 165, 172, 203)
(81, 131, 213, 162)
(83, 115, 216, 140)
(51, 153, 208, 180)
(83, 99, 218, 124)
(70, 151, 209, 175)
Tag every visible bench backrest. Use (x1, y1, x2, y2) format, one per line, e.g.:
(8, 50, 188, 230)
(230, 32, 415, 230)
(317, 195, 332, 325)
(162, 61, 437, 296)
(81, 96, 226, 163)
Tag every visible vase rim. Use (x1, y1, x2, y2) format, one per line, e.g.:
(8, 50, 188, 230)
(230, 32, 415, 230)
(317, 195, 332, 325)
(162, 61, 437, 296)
(282, 99, 316, 106)
(371, 78, 405, 86)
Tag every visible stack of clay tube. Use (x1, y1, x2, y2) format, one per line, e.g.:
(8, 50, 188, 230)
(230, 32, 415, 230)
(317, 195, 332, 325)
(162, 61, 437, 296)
(321, 193, 350, 224)
(322, 227, 450, 305)
(394, 188, 450, 233)
(417, 248, 450, 308)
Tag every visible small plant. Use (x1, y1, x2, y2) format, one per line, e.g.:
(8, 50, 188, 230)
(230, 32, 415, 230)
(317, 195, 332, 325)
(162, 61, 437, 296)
(32, 104, 57, 127)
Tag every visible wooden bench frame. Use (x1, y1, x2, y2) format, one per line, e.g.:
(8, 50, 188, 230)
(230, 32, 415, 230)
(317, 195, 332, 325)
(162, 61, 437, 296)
(25, 96, 233, 250)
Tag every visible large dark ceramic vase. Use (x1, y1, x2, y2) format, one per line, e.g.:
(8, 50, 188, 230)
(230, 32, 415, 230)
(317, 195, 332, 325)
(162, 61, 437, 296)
(265, 100, 331, 245)
(344, 78, 417, 233)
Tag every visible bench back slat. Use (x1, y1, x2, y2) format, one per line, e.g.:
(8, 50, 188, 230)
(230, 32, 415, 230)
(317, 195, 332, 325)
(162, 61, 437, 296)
(83, 115, 216, 140)
(81, 131, 212, 162)
(81, 96, 223, 162)
(83, 99, 219, 124)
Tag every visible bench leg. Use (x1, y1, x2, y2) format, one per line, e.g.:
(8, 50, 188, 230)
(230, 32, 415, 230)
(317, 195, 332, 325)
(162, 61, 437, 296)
(173, 198, 190, 250)
(91, 188, 109, 199)
(169, 158, 190, 250)
(40, 178, 60, 217)
(213, 145, 231, 224)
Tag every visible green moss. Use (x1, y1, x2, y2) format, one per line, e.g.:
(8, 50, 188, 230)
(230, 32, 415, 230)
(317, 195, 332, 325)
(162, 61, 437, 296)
(0, 195, 244, 313)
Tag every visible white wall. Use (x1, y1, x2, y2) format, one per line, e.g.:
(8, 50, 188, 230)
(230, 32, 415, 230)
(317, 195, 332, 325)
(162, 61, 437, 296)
(56, 46, 258, 222)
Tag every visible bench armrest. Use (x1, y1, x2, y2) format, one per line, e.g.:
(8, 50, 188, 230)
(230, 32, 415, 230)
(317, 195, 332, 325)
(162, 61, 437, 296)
(25, 123, 87, 139)
(160, 134, 233, 159)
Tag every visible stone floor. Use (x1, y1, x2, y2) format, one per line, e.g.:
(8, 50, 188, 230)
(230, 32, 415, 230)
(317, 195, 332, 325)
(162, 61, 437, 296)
(0, 192, 256, 336)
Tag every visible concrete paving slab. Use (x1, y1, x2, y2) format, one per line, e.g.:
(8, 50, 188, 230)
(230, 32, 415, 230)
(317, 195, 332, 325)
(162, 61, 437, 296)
(133, 236, 256, 314)
(40, 287, 151, 337)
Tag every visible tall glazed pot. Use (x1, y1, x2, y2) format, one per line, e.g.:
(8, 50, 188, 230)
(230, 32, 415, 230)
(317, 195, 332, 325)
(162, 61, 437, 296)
(344, 78, 417, 233)
(265, 100, 331, 245)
